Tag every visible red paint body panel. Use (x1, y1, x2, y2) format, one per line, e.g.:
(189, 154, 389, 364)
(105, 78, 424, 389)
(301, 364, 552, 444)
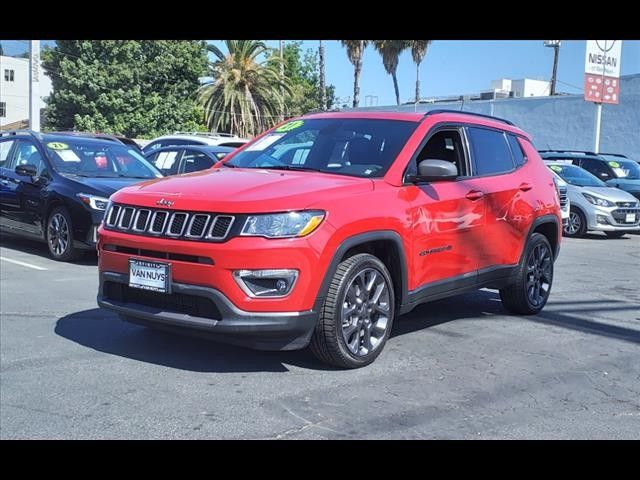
(99, 111, 561, 316)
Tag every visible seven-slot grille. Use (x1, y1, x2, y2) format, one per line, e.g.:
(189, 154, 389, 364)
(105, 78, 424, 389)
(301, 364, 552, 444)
(105, 204, 234, 241)
(558, 185, 568, 208)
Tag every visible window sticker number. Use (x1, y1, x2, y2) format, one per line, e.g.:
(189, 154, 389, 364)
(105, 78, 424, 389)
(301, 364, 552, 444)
(549, 165, 562, 172)
(608, 161, 620, 168)
(47, 142, 69, 150)
(275, 120, 304, 133)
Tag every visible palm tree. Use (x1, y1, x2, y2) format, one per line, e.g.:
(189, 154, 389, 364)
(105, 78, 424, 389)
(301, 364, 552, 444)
(409, 40, 432, 104)
(374, 40, 409, 106)
(197, 40, 291, 138)
(341, 40, 369, 108)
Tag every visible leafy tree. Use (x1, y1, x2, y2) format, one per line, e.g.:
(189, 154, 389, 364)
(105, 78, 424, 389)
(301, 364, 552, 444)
(279, 41, 335, 116)
(42, 41, 208, 138)
(409, 40, 432, 103)
(198, 40, 291, 139)
(341, 40, 369, 108)
(374, 40, 409, 106)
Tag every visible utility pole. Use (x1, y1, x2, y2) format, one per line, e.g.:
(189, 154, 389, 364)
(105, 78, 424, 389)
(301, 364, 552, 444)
(279, 40, 284, 121)
(29, 40, 41, 131)
(319, 40, 326, 110)
(544, 40, 561, 96)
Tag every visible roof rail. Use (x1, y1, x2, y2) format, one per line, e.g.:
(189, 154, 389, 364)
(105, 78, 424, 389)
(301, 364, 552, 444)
(0, 129, 43, 140)
(173, 131, 236, 138)
(538, 149, 598, 156)
(596, 152, 629, 158)
(422, 109, 515, 126)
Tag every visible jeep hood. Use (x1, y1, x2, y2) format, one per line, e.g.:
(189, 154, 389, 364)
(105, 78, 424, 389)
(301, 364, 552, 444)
(110, 167, 373, 212)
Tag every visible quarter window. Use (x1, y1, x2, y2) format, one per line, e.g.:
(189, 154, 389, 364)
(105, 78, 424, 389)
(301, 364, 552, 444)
(507, 135, 526, 167)
(467, 127, 514, 176)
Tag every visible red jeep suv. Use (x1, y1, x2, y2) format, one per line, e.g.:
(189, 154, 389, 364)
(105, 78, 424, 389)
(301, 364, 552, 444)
(97, 110, 562, 368)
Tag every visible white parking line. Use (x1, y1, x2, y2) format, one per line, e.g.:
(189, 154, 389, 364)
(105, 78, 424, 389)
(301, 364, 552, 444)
(0, 256, 48, 271)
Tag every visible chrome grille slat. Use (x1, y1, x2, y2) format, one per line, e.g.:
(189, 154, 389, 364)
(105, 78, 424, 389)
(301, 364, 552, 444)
(105, 204, 234, 241)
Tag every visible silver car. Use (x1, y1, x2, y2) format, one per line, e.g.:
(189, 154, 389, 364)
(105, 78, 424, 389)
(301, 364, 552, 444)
(546, 162, 640, 238)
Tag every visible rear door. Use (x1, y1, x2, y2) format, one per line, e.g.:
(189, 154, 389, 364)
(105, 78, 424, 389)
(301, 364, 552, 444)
(466, 126, 525, 270)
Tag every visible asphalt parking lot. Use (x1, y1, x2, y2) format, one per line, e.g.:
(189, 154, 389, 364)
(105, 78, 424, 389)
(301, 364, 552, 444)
(1, 231, 639, 439)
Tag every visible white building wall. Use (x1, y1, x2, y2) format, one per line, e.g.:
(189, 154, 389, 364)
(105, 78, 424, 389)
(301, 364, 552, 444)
(511, 78, 551, 97)
(0, 55, 52, 127)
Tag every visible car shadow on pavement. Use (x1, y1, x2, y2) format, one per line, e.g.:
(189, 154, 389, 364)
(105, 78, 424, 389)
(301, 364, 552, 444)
(0, 234, 97, 265)
(54, 308, 332, 373)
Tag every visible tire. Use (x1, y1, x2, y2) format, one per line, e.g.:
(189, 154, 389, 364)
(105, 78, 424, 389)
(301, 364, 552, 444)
(563, 208, 587, 237)
(310, 253, 395, 369)
(46, 206, 80, 262)
(500, 233, 554, 315)
(604, 231, 627, 239)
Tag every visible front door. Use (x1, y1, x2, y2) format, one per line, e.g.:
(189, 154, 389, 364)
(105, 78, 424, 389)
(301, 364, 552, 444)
(408, 127, 485, 289)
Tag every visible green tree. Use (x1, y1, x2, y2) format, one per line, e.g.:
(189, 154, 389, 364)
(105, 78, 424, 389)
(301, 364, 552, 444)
(374, 40, 409, 106)
(279, 41, 335, 115)
(198, 40, 291, 139)
(341, 40, 369, 108)
(410, 40, 432, 103)
(42, 41, 208, 138)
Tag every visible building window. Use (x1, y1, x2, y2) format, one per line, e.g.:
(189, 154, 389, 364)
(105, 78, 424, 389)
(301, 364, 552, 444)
(0, 102, 6, 117)
(4, 69, 15, 82)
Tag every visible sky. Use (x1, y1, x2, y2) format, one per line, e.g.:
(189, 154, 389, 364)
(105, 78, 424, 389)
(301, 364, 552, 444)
(3, 40, 639, 107)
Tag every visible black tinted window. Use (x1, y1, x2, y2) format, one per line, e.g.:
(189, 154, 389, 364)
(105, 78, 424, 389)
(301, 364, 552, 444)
(182, 150, 214, 174)
(507, 135, 526, 167)
(468, 127, 514, 176)
(580, 158, 612, 180)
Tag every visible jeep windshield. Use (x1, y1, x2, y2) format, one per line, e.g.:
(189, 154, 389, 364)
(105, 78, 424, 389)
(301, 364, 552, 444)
(45, 139, 162, 179)
(224, 118, 418, 178)
(599, 156, 640, 179)
(548, 164, 607, 187)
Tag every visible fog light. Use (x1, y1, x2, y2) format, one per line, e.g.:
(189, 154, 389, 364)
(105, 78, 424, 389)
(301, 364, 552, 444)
(596, 215, 609, 224)
(233, 269, 298, 298)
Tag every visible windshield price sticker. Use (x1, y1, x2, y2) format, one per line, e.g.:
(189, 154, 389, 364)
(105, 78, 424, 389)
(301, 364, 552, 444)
(608, 161, 620, 168)
(275, 120, 304, 133)
(57, 150, 81, 162)
(47, 142, 69, 150)
(550, 165, 562, 172)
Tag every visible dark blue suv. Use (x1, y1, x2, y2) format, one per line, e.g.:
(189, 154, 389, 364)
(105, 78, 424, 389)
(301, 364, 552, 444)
(0, 130, 162, 261)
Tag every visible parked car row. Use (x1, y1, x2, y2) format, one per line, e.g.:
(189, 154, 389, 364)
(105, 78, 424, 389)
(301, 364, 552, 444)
(0, 130, 247, 261)
(539, 150, 640, 238)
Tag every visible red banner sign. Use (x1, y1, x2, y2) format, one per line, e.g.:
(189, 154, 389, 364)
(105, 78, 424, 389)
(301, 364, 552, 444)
(584, 73, 620, 104)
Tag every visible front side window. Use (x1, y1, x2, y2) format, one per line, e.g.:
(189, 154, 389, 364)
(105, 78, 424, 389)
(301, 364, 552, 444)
(226, 118, 418, 178)
(579, 158, 613, 180)
(408, 129, 469, 177)
(467, 127, 514, 176)
(44, 139, 162, 179)
(12, 140, 44, 174)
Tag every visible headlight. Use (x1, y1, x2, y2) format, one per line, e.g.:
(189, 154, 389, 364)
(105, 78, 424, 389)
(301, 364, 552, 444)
(77, 193, 110, 211)
(582, 193, 613, 207)
(241, 210, 325, 238)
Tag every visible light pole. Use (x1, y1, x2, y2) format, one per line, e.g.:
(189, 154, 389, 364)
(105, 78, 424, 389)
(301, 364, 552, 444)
(544, 40, 561, 96)
(279, 40, 284, 121)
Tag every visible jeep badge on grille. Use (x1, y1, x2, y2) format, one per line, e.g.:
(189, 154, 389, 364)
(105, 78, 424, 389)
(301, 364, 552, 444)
(156, 198, 175, 207)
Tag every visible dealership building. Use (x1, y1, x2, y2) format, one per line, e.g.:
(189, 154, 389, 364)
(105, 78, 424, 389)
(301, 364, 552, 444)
(351, 74, 640, 161)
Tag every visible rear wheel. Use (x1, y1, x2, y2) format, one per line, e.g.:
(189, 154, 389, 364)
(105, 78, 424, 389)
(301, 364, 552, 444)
(604, 231, 627, 239)
(310, 253, 395, 369)
(564, 208, 587, 237)
(500, 233, 554, 315)
(46, 206, 80, 262)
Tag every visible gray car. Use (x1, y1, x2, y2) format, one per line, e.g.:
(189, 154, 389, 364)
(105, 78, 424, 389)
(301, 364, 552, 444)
(546, 162, 640, 238)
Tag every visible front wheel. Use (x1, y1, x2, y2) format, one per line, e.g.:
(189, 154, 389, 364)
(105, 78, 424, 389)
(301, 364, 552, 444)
(46, 206, 80, 262)
(310, 253, 395, 369)
(500, 233, 554, 315)
(564, 208, 587, 237)
(604, 231, 627, 239)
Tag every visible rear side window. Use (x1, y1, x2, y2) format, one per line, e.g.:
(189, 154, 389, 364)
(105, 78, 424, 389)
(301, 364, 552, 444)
(467, 127, 514, 176)
(507, 135, 526, 167)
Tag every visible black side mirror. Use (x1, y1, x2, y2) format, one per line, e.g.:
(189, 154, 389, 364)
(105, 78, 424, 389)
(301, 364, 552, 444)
(15, 164, 38, 178)
(407, 159, 458, 183)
